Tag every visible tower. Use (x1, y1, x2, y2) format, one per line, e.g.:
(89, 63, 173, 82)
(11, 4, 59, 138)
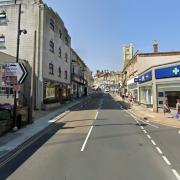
(122, 43, 133, 68)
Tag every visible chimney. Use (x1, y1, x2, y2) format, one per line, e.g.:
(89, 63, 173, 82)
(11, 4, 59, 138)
(153, 40, 158, 53)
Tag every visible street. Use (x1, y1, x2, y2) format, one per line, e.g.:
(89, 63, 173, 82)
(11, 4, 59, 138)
(0, 93, 179, 180)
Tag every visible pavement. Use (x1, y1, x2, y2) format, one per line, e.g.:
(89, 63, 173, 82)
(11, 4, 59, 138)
(0, 96, 90, 162)
(113, 93, 180, 128)
(0, 93, 180, 179)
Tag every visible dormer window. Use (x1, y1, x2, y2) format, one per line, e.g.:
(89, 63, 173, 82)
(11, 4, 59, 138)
(0, 34, 5, 49)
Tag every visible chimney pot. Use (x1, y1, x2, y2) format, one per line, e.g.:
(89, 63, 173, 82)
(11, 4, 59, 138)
(153, 40, 158, 53)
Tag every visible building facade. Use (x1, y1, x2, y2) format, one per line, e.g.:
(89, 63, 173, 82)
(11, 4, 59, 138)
(122, 41, 180, 111)
(94, 70, 122, 92)
(0, 0, 71, 110)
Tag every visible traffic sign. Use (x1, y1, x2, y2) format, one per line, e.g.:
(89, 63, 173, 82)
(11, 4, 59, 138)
(3, 63, 28, 84)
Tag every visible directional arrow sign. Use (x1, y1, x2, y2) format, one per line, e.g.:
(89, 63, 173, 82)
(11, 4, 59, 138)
(3, 63, 28, 84)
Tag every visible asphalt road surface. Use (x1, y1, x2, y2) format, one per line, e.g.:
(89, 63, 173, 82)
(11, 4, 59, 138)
(0, 93, 179, 180)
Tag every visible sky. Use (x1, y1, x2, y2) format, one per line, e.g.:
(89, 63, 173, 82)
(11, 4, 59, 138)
(44, 0, 180, 73)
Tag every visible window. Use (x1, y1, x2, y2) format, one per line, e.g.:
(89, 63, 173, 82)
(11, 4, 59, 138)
(65, 37, 69, 46)
(59, 47, 61, 58)
(49, 63, 54, 75)
(64, 70, 67, 80)
(72, 64, 75, 74)
(58, 67, 61, 77)
(49, 40, 54, 53)
(65, 52, 68, 62)
(0, 11, 6, 19)
(0, 34, 5, 49)
(50, 18, 54, 31)
(59, 30, 62, 39)
(0, 11, 7, 25)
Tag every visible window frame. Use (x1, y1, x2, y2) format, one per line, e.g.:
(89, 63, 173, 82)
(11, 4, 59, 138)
(49, 40, 54, 53)
(0, 34, 5, 49)
(65, 52, 68, 62)
(49, 63, 54, 75)
(50, 18, 55, 31)
(64, 70, 68, 80)
(58, 67, 61, 77)
(59, 47, 61, 58)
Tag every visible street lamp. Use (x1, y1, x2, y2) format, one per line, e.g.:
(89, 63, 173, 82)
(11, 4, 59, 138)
(13, 4, 27, 131)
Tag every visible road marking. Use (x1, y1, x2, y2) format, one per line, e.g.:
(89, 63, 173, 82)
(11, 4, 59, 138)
(80, 126, 94, 152)
(172, 169, 180, 180)
(140, 126, 144, 130)
(143, 130, 147, 134)
(151, 140, 156, 146)
(147, 134, 151, 139)
(137, 118, 159, 128)
(156, 147, 163, 154)
(127, 111, 159, 128)
(162, 156, 171, 166)
(81, 111, 98, 152)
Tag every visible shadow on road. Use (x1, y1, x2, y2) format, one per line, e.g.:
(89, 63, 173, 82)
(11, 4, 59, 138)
(0, 122, 66, 180)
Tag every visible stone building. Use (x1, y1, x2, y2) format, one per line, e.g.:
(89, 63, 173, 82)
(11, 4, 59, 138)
(0, 0, 71, 110)
(122, 41, 180, 111)
(71, 49, 93, 98)
(94, 70, 122, 91)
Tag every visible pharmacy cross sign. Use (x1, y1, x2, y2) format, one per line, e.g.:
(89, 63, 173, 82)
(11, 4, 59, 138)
(172, 67, 180, 75)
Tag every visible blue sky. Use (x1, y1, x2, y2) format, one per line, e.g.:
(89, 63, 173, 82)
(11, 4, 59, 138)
(44, 0, 180, 73)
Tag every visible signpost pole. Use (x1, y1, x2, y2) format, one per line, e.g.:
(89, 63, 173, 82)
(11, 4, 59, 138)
(13, 3, 21, 131)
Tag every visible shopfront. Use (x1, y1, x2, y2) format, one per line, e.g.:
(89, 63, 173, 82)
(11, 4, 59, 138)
(127, 77, 138, 102)
(43, 80, 65, 104)
(155, 64, 180, 109)
(138, 71, 153, 106)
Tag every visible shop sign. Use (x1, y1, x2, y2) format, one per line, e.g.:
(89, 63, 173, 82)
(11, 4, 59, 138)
(155, 65, 180, 79)
(138, 71, 152, 84)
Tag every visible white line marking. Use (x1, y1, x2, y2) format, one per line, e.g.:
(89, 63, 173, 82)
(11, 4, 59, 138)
(172, 169, 180, 180)
(162, 156, 171, 166)
(140, 126, 144, 130)
(81, 111, 98, 152)
(81, 126, 93, 152)
(137, 119, 159, 128)
(143, 130, 147, 134)
(147, 134, 151, 139)
(151, 140, 156, 146)
(95, 111, 99, 119)
(156, 147, 163, 154)
(127, 111, 159, 128)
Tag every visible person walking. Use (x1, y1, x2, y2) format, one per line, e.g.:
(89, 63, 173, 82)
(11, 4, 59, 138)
(163, 96, 170, 116)
(176, 99, 180, 119)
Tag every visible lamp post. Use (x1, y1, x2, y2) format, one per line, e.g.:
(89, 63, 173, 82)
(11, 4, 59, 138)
(13, 3, 27, 131)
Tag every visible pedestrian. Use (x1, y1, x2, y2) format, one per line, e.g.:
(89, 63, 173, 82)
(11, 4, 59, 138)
(175, 99, 180, 119)
(163, 96, 170, 116)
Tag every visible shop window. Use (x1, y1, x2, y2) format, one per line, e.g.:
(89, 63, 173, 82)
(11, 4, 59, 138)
(49, 63, 54, 75)
(65, 52, 68, 62)
(58, 67, 61, 77)
(50, 18, 54, 31)
(59, 47, 61, 58)
(0, 11, 7, 25)
(64, 70, 67, 80)
(49, 40, 54, 53)
(0, 34, 5, 49)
